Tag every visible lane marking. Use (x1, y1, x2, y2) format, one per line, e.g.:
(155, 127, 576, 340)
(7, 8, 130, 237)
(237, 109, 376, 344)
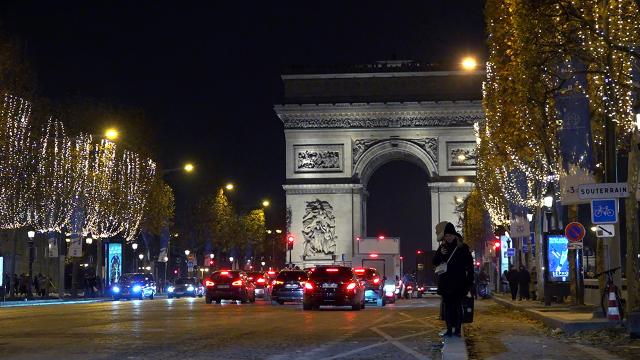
(370, 326, 429, 360)
(320, 331, 430, 360)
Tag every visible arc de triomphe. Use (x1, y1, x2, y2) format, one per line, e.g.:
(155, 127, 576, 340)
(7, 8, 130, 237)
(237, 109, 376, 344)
(276, 61, 483, 268)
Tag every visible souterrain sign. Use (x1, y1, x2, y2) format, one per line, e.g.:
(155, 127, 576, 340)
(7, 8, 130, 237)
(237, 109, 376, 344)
(578, 183, 629, 199)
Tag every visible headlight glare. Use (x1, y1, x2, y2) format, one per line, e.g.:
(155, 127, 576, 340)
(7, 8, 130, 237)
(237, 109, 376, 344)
(133, 285, 142, 292)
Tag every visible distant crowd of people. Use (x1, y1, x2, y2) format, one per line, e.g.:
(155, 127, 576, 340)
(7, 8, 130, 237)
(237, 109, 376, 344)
(3, 273, 54, 298)
(501, 266, 537, 301)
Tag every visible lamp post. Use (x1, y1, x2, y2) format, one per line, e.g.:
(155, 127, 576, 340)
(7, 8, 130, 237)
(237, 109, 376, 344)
(138, 253, 144, 271)
(27, 231, 35, 299)
(229, 256, 234, 270)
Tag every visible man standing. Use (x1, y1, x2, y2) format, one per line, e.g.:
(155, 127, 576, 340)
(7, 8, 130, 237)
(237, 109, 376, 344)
(506, 266, 519, 300)
(433, 222, 474, 337)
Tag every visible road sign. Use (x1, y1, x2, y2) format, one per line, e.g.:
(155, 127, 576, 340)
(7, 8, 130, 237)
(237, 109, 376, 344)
(591, 198, 618, 224)
(187, 260, 194, 270)
(69, 237, 82, 257)
(507, 248, 515, 257)
(522, 237, 528, 253)
(530, 232, 536, 253)
(564, 222, 586, 242)
(568, 242, 584, 250)
(579, 183, 629, 199)
(595, 224, 615, 238)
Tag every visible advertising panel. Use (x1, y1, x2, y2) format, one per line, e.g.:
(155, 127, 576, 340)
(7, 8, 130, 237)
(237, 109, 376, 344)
(547, 234, 569, 282)
(106, 243, 122, 285)
(0, 256, 3, 287)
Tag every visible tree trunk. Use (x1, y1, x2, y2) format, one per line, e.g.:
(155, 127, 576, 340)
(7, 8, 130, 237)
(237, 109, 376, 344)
(626, 144, 640, 313)
(9, 229, 18, 297)
(536, 207, 545, 300)
(71, 257, 79, 298)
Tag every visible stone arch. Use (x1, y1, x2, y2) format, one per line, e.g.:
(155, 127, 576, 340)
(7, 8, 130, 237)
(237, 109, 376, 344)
(353, 140, 438, 186)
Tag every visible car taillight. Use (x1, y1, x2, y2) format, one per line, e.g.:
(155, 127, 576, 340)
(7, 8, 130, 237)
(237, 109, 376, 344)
(205, 280, 215, 287)
(326, 268, 339, 272)
(354, 268, 365, 274)
(304, 282, 314, 290)
(257, 278, 266, 284)
(373, 278, 380, 284)
(232, 280, 242, 286)
(267, 271, 276, 275)
(346, 282, 357, 291)
(220, 271, 229, 275)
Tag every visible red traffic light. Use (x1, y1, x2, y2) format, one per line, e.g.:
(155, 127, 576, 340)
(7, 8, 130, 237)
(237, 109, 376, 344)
(493, 241, 501, 249)
(287, 234, 294, 250)
(173, 269, 178, 274)
(208, 260, 214, 266)
(287, 235, 294, 243)
(416, 249, 423, 254)
(378, 235, 385, 240)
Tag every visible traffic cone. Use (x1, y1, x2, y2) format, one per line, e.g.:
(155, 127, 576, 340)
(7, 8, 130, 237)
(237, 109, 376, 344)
(607, 290, 620, 321)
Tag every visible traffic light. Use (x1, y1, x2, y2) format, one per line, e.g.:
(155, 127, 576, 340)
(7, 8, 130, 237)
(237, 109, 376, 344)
(208, 259, 215, 266)
(287, 234, 294, 250)
(173, 269, 179, 275)
(493, 238, 501, 250)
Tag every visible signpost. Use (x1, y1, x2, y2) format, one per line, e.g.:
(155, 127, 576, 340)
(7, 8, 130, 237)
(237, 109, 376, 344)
(591, 199, 618, 224)
(595, 224, 615, 238)
(507, 248, 515, 257)
(565, 222, 585, 250)
(578, 183, 629, 199)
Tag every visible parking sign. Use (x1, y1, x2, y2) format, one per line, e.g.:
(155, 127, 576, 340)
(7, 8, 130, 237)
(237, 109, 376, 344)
(591, 198, 617, 224)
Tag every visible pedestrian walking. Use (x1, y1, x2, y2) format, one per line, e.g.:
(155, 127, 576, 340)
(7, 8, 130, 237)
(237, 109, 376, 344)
(433, 222, 474, 337)
(12, 273, 19, 296)
(19, 273, 28, 297)
(518, 266, 531, 300)
(501, 270, 509, 293)
(38, 274, 48, 297)
(33, 273, 41, 297)
(506, 267, 519, 300)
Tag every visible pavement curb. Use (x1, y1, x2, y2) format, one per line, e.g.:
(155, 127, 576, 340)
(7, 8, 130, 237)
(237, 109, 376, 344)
(442, 335, 468, 360)
(492, 296, 618, 334)
(0, 298, 110, 308)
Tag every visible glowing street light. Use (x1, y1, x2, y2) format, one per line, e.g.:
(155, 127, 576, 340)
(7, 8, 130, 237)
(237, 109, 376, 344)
(461, 56, 478, 71)
(183, 163, 194, 173)
(85, 237, 93, 245)
(275, 229, 282, 234)
(184, 249, 191, 256)
(104, 128, 119, 141)
(229, 256, 234, 263)
(457, 178, 465, 184)
(131, 243, 138, 250)
(266, 230, 272, 234)
(262, 200, 270, 207)
(138, 254, 144, 260)
(225, 183, 234, 191)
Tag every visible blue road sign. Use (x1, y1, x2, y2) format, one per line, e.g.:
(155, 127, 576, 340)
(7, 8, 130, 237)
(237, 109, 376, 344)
(522, 238, 528, 253)
(591, 199, 617, 224)
(530, 232, 536, 253)
(507, 248, 515, 257)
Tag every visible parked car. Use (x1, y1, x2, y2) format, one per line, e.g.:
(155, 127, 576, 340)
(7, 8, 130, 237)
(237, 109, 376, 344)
(112, 273, 156, 301)
(354, 267, 386, 306)
(205, 270, 256, 304)
(270, 270, 308, 304)
(168, 277, 205, 298)
(245, 271, 270, 299)
(302, 266, 365, 311)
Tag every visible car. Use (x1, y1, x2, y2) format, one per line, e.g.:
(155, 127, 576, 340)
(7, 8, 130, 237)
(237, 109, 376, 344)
(204, 270, 256, 304)
(270, 270, 308, 304)
(302, 266, 365, 311)
(112, 273, 156, 300)
(168, 277, 205, 298)
(245, 271, 270, 299)
(354, 267, 386, 306)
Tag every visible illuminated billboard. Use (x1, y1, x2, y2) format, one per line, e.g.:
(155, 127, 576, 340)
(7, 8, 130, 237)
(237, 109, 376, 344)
(547, 234, 569, 282)
(106, 243, 122, 285)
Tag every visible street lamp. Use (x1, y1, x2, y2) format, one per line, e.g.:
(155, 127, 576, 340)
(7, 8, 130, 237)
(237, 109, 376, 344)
(85, 237, 93, 245)
(184, 249, 190, 256)
(275, 229, 282, 234)
(262, 200, 270, 207)
(104, 128, 119, 141)
(225, 183, 234, 191)
(461, 56, 478, 71)
(527, 213, 534, 222)
(543, 187, 554, 209)
(27, 230, 35, 298)
(131, 243, 138, 250)
(266, 229, 272, 234)
(183, 163, 194, 173)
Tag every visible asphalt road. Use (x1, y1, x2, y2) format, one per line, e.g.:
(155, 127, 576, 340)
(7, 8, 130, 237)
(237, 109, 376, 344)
(0, 296, 445, 360)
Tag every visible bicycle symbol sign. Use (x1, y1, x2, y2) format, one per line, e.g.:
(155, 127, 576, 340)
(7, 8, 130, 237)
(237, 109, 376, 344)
(591, 199, 618, 224)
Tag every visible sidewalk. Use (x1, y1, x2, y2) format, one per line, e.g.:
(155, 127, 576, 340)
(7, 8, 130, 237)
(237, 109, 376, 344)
(492, 293, 619, 334)
(0, 296, 111, 308)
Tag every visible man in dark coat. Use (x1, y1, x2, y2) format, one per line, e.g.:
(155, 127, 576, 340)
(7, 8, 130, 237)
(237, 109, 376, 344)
(506, 266, 519, 300)
(433, 222, 474, 337)
(518, 266, 531, 300)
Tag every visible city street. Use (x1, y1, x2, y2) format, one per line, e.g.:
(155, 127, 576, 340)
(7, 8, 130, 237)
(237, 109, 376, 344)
(0, 297, 444, 360)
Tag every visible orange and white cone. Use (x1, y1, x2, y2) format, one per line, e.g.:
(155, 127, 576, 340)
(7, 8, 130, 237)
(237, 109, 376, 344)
(607, 290, 620, 321)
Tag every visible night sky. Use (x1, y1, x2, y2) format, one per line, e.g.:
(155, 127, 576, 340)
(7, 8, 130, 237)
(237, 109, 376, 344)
(0, 1, 485, 264)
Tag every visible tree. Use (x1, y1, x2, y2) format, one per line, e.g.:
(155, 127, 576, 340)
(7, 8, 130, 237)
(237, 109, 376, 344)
(239, 209, 266, 260)
(211, 189, 238, 253)
(141, 176, 175, 236)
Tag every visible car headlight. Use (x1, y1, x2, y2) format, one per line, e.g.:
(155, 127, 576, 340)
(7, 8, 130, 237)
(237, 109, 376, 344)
(383, 284, 395, 293)
(187, 285, 194, 291)
(113, 286, 120, 293)
(132, 285, 142, 292)
(168, 286, 175, 292)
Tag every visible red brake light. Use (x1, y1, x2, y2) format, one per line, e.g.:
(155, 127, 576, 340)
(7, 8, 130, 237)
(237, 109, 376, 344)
(220, 271, 229, 275)
(232, 280, 242, 286)
(346, 282, 357, 290)
(257, 278, 265, 283)
(205, 280, 214, 287)
(369, 253, 379, 258)
(248, 277, 253, 280)
(304, 282, 314, 290)
(326, 268, 339, 272)
(378, 235, 385, 240)
(354, 268, 365, 274)
(373, 278, 380, 284)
